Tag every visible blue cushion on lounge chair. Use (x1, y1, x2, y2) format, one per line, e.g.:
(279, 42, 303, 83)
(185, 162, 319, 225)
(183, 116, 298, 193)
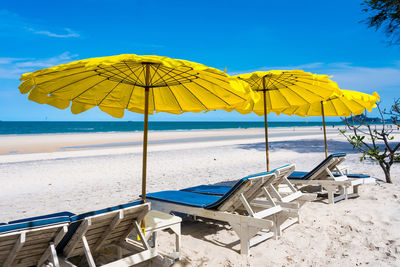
(288, 153, 347, 180)
(182, 185, 231, 196)
(148, 169, 277, 210)
(289, 171, 371, 180)
(146, 190, 221, 208)
(8, 212, 75, 224)
(0, 216, 70, 234)
(0, 223, 6, 226)
(287, 171, 309, 180)
(345, 173, 371, 179)
(181, 165, 290, 196)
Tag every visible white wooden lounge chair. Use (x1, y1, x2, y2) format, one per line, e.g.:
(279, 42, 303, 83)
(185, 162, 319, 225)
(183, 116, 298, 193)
(147, 170, 283, 255)
(288, 153, 375, 204)
(259, 164, 302, 235)
(181, 164, 302, 237)
(57, 201, 158, 267)
(0, 213, 70, 267)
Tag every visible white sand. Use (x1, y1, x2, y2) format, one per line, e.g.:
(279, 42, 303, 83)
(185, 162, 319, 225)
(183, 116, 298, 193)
(0, 127, 399, 266)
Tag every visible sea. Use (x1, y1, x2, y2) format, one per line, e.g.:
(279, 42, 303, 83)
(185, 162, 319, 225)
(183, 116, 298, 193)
(0, 121, 346, 135)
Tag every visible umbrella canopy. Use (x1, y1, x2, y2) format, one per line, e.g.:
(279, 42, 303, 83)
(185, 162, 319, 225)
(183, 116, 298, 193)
(281, 90, 380, 117)
(19, 54, 253, 201)
(232, 70, 341, 171)
(281, 89, 380, 157)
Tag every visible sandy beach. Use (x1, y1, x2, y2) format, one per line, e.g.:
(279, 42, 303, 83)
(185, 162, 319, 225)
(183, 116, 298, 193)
(0, 126, 399, 266)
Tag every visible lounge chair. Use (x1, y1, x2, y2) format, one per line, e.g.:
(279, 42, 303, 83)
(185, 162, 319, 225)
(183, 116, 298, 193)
(57, 201, 158, 267)
(146, 169, 283, 255)
(0, 213, 70, 267)
(182, 164, 301, 203)
(288, 153, 375, 204)
(181, 164, 302, 235)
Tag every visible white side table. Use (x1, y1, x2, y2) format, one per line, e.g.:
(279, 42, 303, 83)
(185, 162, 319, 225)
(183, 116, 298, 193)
(144, 210, 182, 260)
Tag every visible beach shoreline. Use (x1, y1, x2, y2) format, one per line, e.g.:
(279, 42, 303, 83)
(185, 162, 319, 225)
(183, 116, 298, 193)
(0, 126, 341, 155)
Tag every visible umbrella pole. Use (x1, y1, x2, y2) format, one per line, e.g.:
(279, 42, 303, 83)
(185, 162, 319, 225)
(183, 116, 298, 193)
(142, 64, 151, 202)
(321, 101, 328, 158)
(263, 89, 270, 172)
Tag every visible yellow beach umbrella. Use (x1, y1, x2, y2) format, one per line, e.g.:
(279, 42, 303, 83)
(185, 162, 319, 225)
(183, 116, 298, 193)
(233, 70, 341, 171)
(19, 54, 252, 202)
(281, 89, 380, 157)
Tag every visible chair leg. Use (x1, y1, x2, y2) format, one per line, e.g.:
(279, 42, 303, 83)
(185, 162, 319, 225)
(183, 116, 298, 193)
(353, 185, 359, 194)
(230, 222, 250, 255)
(343, 186, 348, 200)
(326, 186, 336, 204)
(82, 236, 96, 267)
(49, 243, 60, 267)
(170, 224, 181, 260)
(273, 214, 281, 239)
(239, 223, 250, 255)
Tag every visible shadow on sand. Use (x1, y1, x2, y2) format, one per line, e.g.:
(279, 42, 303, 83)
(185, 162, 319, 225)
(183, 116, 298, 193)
(180, 218, 243, 254)
(236, 139, 360, 154)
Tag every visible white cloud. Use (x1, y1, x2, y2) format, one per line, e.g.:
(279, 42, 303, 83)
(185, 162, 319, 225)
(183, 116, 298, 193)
(27, 27, 80, 38)
(0, 52, 79, 79)
(0, 9, 80, 39)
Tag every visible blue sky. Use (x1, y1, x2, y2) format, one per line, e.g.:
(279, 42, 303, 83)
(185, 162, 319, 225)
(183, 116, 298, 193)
(0, 0, 399, 121)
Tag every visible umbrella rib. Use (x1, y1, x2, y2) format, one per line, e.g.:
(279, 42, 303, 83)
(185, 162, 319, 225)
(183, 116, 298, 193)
(334, 99, 352, 116)
(150, 66, 177, 86)
(156, 65, 230, 105)
(155, 66, 195, 86)
(34, 65, 86, 77)
(264, 74, 293, 91)
(267, 73, 287, 89)
(97, 69, 132, 106)
(48, 67, 137, 94)
(264, 74, 292, 110)
(97, 65, 136, 85)
(37, 69, 96, 87)
(175, 70, 247, 101)
(125, 66, 146, 109)
(282, 85, 312, 104)
(155, 67, 204, 107)
(197, 69, 230, 84)
(305, 102, 312, 115)
(188, 80, 231, 106)
(203, 78, 248, 101)
(265, 74, 331, 99)
(122, 62, 143, 86)
(111, 65, 135, 83)
(155, 71, 183, 111)
(266, 77, 321, 104)
(330, 99, 340, 116)
(269, 76, 292, 107)
(263, 76, 274, 111)
(151, 87, 156, 112)
(49, 73, 101, 94)
(149, 64, 161, 86)
(273, 90, 291, 110)
(98, 81, 123, 106)
(287, 80, 333, 97)
(125, 84, 137, 109)
(178, 83, 209, 110)
(149, 65, 160, 111)
(71, 77, 111, 101)
(167, 86, 183, 111)
(244, 76, 260, 89)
